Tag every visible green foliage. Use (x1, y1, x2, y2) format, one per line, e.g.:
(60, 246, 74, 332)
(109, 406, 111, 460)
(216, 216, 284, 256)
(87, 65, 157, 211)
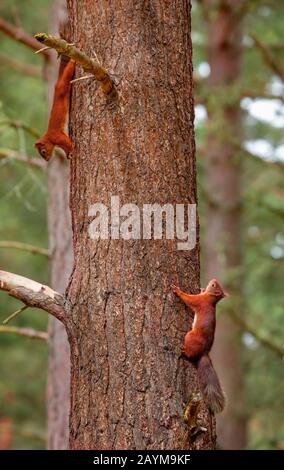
(0, 0, 50, 449)
(193, 0, 284, 450)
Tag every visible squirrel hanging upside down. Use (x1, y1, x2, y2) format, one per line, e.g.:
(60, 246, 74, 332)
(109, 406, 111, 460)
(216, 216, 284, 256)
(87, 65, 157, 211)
(35, 55, 75, 161)
(171, 279, 227, 414)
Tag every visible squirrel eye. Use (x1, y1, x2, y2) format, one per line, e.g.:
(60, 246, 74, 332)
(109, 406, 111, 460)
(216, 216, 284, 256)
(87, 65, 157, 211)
(41, 148, 46, 155)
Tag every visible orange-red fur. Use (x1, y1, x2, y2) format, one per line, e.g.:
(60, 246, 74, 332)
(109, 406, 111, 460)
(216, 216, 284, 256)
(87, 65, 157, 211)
(171, 279, 227, 413)
(35, 57, 75, 161)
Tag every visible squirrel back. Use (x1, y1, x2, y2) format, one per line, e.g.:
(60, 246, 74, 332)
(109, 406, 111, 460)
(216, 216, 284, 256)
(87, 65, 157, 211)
(34, 54, 75, 161)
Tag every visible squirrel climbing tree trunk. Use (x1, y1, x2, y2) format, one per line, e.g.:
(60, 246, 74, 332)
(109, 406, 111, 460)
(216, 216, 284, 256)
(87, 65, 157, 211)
(64, 0, 214, 449)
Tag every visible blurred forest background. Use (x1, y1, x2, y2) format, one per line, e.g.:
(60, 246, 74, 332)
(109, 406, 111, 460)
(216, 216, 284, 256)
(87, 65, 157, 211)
(0, 0, 283, 450)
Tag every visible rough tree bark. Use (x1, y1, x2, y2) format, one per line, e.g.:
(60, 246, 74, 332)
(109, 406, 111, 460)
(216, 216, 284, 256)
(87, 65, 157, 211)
(64, 0, 214, 449)
(202, 0, 246, 449)
(46, 0, 72, 450)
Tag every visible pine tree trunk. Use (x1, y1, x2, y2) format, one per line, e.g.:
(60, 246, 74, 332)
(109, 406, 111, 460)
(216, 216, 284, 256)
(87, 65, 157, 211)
(203, 0, 246, 449)
(64, 0, 215, 450)
(46, 0, 72, 450)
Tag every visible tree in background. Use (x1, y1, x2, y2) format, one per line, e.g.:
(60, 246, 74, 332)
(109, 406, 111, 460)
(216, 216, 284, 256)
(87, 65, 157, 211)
(197, 0, 246, 449)
(194, 0, 284, 449)
(46, 0, 72, 450)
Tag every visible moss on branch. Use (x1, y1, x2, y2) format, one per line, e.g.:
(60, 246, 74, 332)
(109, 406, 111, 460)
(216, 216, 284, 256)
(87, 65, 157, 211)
(34, 33, 118, 101)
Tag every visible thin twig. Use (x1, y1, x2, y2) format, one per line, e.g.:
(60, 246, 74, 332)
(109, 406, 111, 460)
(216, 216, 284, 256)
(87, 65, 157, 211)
(0, 53, 42, 78)
(3, 305, 28, 325)
(199, 145, 284, 170)
(0, 120, 40, 138)
(0, 17, 51, 60)
(229, 311, 284, 359)
(70, 74, 94, 84)
(241, 147, 284, 170)
(34, 46, 52, 55)
(250, 33, 284, 82)
(240, 89, 284, 104)
(0, 325, 48, 340)
(0, 148, 46, 170)
(0, 241, 49, 257)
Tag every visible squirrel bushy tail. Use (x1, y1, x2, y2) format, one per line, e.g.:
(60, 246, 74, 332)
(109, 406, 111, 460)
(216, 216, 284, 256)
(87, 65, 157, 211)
(197, 354, 225, 414)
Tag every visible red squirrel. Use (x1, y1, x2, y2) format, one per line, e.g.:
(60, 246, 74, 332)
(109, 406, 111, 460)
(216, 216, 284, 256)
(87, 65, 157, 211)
(171, 279, 227, 414)
(35, 55, 75, 161)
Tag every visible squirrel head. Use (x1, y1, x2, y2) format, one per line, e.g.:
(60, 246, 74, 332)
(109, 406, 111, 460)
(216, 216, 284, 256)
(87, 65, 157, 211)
(34, 139, 54, 161)
(205, 279, 228, 303)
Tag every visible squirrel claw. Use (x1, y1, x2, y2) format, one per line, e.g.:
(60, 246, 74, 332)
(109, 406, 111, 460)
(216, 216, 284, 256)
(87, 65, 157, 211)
(170, 284, 179, 293)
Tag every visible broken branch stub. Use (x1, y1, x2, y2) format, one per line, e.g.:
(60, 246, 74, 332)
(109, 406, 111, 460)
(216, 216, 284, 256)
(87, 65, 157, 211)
(0, 270, 66, 324)
(34, 33, 118, 102)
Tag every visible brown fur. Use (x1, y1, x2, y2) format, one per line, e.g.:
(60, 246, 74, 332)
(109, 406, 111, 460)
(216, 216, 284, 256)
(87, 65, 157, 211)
(34, 56, 75, 161)
(197, 354, 225, 414)
(171, 279, 227, 414)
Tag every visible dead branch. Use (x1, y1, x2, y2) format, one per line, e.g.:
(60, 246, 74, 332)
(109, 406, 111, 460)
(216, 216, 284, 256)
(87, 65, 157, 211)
(0, 17, 51, 60)
(34, 33, 118, 101)
(241, 147, 284, 170)
(0, 325, 48, 340)
(199, 145, 284, 170)
(0, 148, 46, 170)
(0, 120, 40, 138)
(0, 53, 42, 78)
(229, 310, 283, 359)
(240, 89, 284, 104)
(0, 270, 66, 324)
(250, 33, 284, 82)
(0, 241, 49, 257)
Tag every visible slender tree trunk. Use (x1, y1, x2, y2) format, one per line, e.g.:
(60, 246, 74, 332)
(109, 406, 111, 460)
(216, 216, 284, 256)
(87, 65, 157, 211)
(203, 0, 246, 449)
(64, 0, 214, 450)
(47, 157, 72, 450)
(46, 0, 72, 450)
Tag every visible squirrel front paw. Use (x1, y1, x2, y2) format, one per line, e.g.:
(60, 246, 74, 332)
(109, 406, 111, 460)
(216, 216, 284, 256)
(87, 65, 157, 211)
(170, 284, 180, 294)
